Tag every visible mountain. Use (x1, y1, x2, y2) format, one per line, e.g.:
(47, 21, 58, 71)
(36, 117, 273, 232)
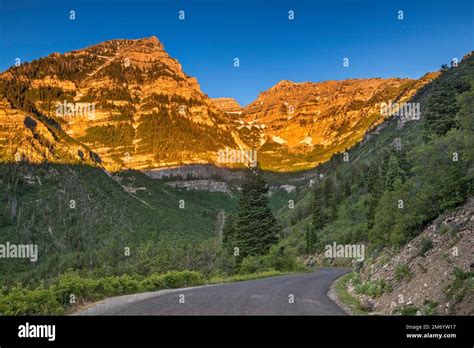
(0, 37, 239, 172)
(0, 161, 239, 285)
(354, 198, 473, 315)
(0, 36, 437, 173)
(211, 97, 242, 114)
(235, 75, 438, 171)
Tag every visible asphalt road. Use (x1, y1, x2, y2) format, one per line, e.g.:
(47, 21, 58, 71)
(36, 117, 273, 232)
(78, 268, 349, 315)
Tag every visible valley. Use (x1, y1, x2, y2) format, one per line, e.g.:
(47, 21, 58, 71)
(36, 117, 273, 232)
(0, 36, 472, 316)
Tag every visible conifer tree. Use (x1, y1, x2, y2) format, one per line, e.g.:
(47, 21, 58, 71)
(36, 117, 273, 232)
(305, 226, 317, 254)
(385, 154, 404, 191)
(234, 167, 279, 258)
(323, 177, 337, 219)
(312, 182, 327, 229)
(222, 213, 236, 251)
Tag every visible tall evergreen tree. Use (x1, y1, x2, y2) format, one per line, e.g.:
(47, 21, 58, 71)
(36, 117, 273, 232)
(312, 182, 327, 229)
(222, 213, 236, 250)
(385, 153, 405, 191)
(234, 167, 279, 258)
(305, 226, 317, 254)
(323, 177, 338, 219)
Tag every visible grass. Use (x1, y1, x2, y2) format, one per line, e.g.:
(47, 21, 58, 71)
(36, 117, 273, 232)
(421, 300, 438, 315)
(394, 299, 439, 316)
(208, 270, 304, 285)
(394, 305, 419, 316)
(353, 276, 392, 298)
(334, 273, 369, 315)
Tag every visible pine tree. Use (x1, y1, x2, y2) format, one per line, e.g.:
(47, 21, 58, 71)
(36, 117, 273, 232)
(366, 163, 378, 194)
(385, 154, 403, 191)
(234, 167, 279, 258)
(323, 177, 337, 219)
(343, 178, 351, 197)
(222, 213, 236, 251)
(312, 182, 327, 229)
(305, 226, 317, 254)
(366, 159, 384, 229)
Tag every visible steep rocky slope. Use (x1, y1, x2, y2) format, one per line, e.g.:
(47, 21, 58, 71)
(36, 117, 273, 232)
(0, 37, 238, 172)
(236, 75, 438, 171)
(350, 198, 473, 315)
(211, 97, 242, 114)
(0, 98, 99, 166)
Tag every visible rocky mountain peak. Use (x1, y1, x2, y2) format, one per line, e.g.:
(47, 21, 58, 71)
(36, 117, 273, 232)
(211, 98, 242, 113)
(145, 35, 161, 45)
(271, 80, 296, 89)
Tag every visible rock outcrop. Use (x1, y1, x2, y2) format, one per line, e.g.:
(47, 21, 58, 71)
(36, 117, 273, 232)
(211, 98, 242, 114)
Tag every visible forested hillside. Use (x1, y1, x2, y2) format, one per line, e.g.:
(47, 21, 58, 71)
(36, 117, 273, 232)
(0, 164, 241, 286)
(281, 52, 473, 259)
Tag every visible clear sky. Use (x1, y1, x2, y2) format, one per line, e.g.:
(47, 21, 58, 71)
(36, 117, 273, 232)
(0, 0, 472, 106)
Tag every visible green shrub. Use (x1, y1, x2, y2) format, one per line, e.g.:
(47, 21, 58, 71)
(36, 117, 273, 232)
(52, 272, 93, 305)
(140, 271, 205, 292)
(445, 268, 473, 305)
(419, 238, 434, 255)
(334, 273, 369, 315)
(239, 245, 301, 274)
(0, 270, 207, 315)
(0, 286, 64, 315)
(105, 274, 143, 295)
(422, 300, 438, 315)
(394, 305, 419, 316)
(355, 278, 391, 297)
(140, 274, 166, 291)
(395, 263, 412, 281)
(239, 256, 269, 274)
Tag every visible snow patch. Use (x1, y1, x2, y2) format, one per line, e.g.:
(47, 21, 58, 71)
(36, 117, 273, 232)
(299, 136, 313, 146)
(271, 135, 287, 144)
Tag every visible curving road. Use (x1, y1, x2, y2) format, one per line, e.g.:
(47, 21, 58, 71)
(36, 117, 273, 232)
(78, 268, 349, 315)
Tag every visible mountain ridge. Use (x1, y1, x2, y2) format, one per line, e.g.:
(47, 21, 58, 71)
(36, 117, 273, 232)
(0, 36, 440, 173)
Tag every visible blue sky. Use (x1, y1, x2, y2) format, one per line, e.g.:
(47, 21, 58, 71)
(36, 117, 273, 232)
(0, 0, 472, 106)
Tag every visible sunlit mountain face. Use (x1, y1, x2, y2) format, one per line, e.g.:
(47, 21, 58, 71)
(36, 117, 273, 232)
(0, 37, 437, 173)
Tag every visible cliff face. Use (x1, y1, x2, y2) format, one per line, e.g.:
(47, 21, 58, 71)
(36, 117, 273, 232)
(211, 98, 242, 114)
(0, 37, 237, 172)
(236, 75, 438, 171)
(0, 98, 99, 166)
(0, 36, 438, 173)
